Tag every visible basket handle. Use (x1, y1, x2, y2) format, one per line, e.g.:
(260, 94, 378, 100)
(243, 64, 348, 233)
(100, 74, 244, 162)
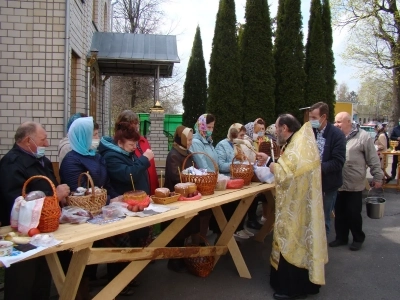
(77, 172, 96, 201)
(182, 152, 219, 173)
(22, 175, 58, 202)
(231, 157, 250, 165)
(185, 234, 210, 246)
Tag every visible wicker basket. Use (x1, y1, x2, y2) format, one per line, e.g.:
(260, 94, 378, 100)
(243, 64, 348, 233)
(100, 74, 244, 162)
(230, 157, 254, 186)
(184, 235, 215, 278)
(259, 140, 280, 159)
(66, 172, 107, 215)
(181, 152, 218, 195)
(22, 175, 61, 233)
(151, 193, 180, 205)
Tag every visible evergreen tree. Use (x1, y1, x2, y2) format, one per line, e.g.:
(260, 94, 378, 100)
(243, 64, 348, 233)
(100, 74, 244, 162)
(274, 0, 306, 122)
(240, 0, 275, 125)
(182, 26, 208, 128)
(322, 0, 336, 122)
(207, 0, 243, 144)
(304, 0, 326, 108)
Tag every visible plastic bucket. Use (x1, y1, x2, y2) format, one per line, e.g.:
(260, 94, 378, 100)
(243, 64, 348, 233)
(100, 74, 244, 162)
(365, 197, 385, 219)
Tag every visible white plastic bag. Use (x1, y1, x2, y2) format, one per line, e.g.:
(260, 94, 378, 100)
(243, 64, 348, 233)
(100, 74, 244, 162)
(10, 196, 44, 234)
(254, 165, 275, 183)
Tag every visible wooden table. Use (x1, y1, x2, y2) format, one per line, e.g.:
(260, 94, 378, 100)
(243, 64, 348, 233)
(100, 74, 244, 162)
(382, 151, 400, 190)
(0, 183, 275, 300)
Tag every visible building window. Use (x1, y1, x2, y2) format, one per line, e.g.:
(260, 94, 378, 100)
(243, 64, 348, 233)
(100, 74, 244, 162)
(71, 51, 79, 114)
(103, 3, 108, 31)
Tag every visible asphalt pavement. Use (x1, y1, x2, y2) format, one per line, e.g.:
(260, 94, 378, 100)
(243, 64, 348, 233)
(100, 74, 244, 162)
(102, 188, 399, 300)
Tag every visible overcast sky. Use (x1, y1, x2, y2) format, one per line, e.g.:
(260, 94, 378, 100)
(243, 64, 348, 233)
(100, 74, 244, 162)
(161, 0, 359, 93)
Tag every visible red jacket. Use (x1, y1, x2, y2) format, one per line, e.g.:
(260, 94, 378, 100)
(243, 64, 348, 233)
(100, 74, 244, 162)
(135, 136, 159, 195)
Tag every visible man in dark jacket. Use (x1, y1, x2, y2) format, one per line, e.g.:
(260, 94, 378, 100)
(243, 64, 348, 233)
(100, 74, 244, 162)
(309, 102, 346, 235)
(390, 123, 400, 179)
(0, 122, 70, 300)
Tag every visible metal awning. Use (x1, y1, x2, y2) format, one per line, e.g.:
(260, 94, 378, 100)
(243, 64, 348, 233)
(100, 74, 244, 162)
(89, 32, 180, 77)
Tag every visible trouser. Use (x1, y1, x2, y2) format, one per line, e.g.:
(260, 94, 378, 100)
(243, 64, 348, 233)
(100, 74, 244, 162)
(4, 257, 51, 300)
(323, 190, 337, 235)
(391, 154, 398, 178)
(270, 253, 320, 296)
(334, 191, 365, 243)
(247, 193, 266, 222)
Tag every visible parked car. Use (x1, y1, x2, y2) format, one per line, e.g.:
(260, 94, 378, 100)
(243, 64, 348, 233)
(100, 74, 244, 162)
(360, 126, 376, 139)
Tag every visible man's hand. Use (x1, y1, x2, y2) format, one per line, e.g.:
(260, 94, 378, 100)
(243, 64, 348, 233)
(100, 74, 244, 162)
(372, 180, 383, 189)
(56, 184, 70, 200)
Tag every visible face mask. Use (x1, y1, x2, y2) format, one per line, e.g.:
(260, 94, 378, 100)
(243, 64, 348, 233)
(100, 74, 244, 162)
(205, 130, 213, 137)
(258, 131, 265, 137)
(91, 139, 100, 149)
(310, 119, 320, 129)
(29, 137, 46, 158)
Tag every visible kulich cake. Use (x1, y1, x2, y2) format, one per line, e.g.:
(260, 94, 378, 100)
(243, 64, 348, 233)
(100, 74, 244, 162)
(154, 188, 170, 198)
(174, 183, 190, 197)
(174, 183, 198, 197)
(123, 190, 150, 208)
(186, 182, 197, 194)
(123, 190, 147, 202)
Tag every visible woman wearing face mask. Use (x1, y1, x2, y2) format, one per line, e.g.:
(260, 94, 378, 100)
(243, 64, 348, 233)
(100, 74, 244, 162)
(189, 114, 218, 171)
(244, 118, 269, 151)
(59, 117, 118, 201)
(58, 117, 119, 299)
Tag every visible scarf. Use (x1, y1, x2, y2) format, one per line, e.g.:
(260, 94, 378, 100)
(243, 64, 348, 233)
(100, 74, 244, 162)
(68, 117, 96, 156)
(173, 126, 193, 151)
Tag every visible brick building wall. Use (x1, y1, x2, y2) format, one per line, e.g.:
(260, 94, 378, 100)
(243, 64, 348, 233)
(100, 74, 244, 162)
(0, 0, 111, 162)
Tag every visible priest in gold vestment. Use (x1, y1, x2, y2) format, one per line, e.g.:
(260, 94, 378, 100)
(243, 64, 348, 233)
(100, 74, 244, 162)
(257, 114, 328, 300)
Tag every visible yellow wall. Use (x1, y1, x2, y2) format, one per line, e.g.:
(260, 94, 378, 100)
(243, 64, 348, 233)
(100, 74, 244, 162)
(335, 102, 353, 119)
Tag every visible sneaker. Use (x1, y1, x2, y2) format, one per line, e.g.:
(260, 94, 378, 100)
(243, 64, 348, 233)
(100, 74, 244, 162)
(243, 228, 254, 237)
(260, 216, 267, 224)
(233, 230, 250, 239)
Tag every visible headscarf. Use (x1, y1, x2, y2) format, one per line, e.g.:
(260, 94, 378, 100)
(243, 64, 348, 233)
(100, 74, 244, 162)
(194, 114, 208, 134)
(227, 123, 244, 140)
(67, 112, 87, 132)
(266, 124, 277, 141)
(68, 117, 96, 156)
(244, 121, 255, 138)
(173, 126, 193, 150)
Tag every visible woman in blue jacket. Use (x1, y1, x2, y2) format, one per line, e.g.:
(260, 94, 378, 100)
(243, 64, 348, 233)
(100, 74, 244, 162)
(214, 123, 254, 239)
(97, 121, 154, 293)
(189, 114, 218, 171)
(59, 116, 119, 298)
(59, 117, 118, 201)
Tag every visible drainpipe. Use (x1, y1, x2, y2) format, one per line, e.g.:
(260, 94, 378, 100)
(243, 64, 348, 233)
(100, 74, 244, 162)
(102, 75, 110, 136)
(109, 0, 119, 135)
(63, 0, 71, 135)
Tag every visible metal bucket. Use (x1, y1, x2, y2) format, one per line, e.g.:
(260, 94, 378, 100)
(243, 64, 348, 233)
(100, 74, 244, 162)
(365, 188, 385, 219)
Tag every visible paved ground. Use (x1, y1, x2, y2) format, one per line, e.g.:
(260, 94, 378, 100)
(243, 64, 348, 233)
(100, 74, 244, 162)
(92, 188, 399, 300)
